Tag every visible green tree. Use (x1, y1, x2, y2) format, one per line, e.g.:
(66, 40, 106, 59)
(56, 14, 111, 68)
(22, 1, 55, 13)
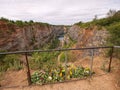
(0, 17, 9, 22)
(107, 9, 116, 17)
(107, 23, 120, 46)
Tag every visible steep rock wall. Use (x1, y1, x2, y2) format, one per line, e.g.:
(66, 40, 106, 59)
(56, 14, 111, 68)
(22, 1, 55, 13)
(0, 21, 64, 51)
(67, 25, 109, 58)
(68, 25, 109, 48)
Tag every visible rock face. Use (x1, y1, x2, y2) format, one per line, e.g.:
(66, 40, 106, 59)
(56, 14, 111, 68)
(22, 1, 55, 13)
(68, 25, 109, 48)
(0, 20, 109, 52)
(0, 21, 65, 51)
(67, 25, 109, 57)
(67, 25, 80, 41)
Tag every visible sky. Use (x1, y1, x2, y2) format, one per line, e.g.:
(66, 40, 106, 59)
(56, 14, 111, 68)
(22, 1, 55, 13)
(0, 0, 120, 25)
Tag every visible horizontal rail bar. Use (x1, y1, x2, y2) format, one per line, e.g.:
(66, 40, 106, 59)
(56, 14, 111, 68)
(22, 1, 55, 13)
(0, 46, 113, 55)
(114, 46, 120, 48)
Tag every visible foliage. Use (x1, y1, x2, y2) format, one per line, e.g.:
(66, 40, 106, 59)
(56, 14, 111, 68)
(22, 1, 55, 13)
(0, 17, 50, 27)
(75, 10, 120, 58)
(106, 23, 120, 58)
(59, 52, 66, 62)
(43, 38, 60, 49)
(29, 51, 60, 70)
(59, 51, 77, 63)
(100, 60, 108, 72)
(94, 11, 120, 27)
(63, 35, 76, 48)
(31, 65, 91, 85)
(107, 23, 120, 46)
(107, 9, 116, 17)
(0, 54, 22, 72)
(15, 20, 25, 27)
(75, 10, 120, 28)
(75, 21, 92, 28)
(0, 17, 9, 22)
(96, 12, 120, 58)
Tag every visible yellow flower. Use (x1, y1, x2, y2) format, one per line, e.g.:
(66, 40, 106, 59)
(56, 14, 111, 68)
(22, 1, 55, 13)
(84, 67, 90, 74)
(85, 67, 90, 71)
(70, 64, 76, 69)
(60, 72, 62, 77)
(67, 75, 70, 79)
(70, 71, 72, 75)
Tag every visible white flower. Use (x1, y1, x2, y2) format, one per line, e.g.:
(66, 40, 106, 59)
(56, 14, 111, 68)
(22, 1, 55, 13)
(85, 70, 90, 74)
(48, 76, 52, 80)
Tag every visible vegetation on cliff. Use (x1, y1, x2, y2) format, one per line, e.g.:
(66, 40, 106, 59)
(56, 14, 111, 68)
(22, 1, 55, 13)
(75, 10, 120, 57)
(75, 10, 120, 46)
(0, 17, 50, 27)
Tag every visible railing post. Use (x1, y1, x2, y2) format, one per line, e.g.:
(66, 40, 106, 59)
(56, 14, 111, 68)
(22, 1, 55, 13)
(90, 49, 94, 76)
(25, 52, 32, 85)
(108, 47, 114, 72)
(65, 51, 67, 79)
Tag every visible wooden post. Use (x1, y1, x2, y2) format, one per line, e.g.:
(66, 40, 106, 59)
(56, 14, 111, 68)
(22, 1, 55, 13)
(108, 47, 114, 72)
(25, 52, 32, 85)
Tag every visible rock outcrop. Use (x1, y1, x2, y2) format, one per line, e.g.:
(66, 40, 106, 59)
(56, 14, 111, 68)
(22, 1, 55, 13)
(68, 25, 109, 48)
(0, 20, 109, 52)
(67, 25, 80, 41)
(0, 21, 65, 51)
(67, 25, 109, 58)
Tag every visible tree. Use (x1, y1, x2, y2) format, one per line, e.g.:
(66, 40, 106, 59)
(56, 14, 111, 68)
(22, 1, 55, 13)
(107, 9, 116, 17)
(107, 23, 120, 46)
(93, 15, 98, 21)
(0, 17, 9, 22)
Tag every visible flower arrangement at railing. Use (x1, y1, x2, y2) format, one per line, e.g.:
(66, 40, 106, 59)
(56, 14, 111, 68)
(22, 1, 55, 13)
(31, 65, 91, 85)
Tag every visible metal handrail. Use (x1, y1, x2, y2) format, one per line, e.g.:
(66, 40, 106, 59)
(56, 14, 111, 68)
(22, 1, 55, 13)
(0, 46, 113, 55)
(114, 46, 120, 48)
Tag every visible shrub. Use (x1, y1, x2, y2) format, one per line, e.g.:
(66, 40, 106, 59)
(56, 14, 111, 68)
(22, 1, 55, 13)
(0, 54, 22, 72)
(0, 17, 9, 22)
(29, 52, 60, 70)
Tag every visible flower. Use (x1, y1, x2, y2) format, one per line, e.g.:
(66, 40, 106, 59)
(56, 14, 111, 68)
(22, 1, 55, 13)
(67, 75, 70, 79)
(70, 71, 72, 75)
(84, 70, 90, 74)
(37, 77, 39, 80)
(60, 72, 62, 77)
(34, 72, 39, 75)
(85, 67, 90, 71)
(84, 67, 90, 74)
(70, 64, 76, 69)
(48, 76, 52, 80)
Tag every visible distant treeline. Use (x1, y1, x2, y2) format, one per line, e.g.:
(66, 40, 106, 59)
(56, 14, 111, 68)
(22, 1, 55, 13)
(0, 17, 50, 27)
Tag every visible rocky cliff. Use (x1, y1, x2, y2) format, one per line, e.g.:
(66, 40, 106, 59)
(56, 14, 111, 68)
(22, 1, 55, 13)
(68, 25, 109, 48)
(0, 19, 109, 52)
(0, 20, 65, 51)
(67, 25, 109, 58)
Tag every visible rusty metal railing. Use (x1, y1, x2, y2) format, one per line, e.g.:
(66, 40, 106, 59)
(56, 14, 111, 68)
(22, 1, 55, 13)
(0, 46, 119, 86)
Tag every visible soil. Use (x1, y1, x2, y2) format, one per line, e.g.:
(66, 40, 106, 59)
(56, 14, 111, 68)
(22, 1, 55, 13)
(0, 56, 120, 90)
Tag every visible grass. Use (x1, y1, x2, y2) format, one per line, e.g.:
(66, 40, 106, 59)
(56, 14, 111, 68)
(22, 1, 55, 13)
(0, 54, 23, 72)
